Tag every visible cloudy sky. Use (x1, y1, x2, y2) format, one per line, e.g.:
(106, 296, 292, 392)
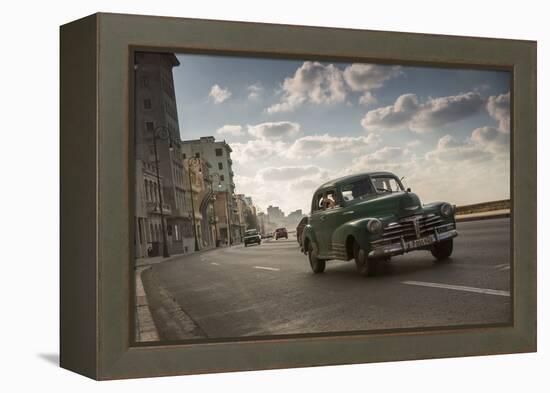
(173, 53, 510, 215)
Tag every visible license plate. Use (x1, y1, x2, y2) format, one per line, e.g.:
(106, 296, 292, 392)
(406, 235, 435, 249)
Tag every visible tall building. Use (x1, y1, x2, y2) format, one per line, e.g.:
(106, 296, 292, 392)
(181, 137, 240, 244)
(134, 52, 194, 257)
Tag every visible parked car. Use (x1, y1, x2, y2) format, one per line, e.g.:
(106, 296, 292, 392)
(296, 217, 308, 248)
(302, 171, 458, 276)
(243, 229, 262, 247)
(274, 227, 288, 240)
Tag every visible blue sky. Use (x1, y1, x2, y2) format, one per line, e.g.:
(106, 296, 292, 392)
(173, 53, 510, 214)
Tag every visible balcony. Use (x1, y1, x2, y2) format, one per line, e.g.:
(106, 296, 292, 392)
(146, 201, 172, 215)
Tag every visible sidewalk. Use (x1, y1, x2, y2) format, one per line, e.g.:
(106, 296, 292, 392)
(134, 266, 159, 342)
(456, 209, 510, 222)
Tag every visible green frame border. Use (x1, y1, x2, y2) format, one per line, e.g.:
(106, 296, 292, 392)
(60, 12, 536, 380)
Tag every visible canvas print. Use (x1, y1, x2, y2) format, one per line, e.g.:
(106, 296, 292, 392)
(132, 51, 511, 343)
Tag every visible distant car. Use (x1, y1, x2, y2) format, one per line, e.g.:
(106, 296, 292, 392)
(243, 229, 261, 247)
(302, 171, 458, 276)
(296, 217, 308, 248)
(274, 227, 288, 240)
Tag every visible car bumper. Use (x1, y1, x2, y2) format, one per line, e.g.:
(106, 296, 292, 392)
(368, 229, 458, 258)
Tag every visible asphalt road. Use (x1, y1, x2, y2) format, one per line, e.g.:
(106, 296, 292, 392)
(145, 218, 511, 340)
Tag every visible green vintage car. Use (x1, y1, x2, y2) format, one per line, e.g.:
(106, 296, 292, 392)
(302, 172, 458, 276)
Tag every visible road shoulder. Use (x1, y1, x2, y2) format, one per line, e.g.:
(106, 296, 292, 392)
(141, 267, 208, 341)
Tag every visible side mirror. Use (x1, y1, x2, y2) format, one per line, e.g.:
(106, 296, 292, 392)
(406, 187, 411, 192)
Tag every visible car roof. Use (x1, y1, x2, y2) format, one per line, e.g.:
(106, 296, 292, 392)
(315, 171, 396, 192)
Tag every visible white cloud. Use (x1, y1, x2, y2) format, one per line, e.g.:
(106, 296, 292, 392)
(471, 126, 509, 154)
(343, 64, 401, 106)
(361, 93, 419, 131)
(257, 166, 322, 181)
(266, 61, 346, 114)
(233, 165, 335, 215)
(247, 121, 300, 140)
(352, 146, 410, 167)
(425, 134, 491, 163)
(247, 83, 263, 100)
(216, 124, 243, 136)
(208, 84, 232, 104)
(487, 92, 510, 132)
(230, 139, 287, 163)
(361, 91, 485, 133)
(285, 133, 381, 159)
(341, 129, 509, 207)
(358, 92, 378, 106)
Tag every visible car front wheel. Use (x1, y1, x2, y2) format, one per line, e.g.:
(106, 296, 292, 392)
(308, 242, 326, 274)
(354, 240, 377, 276)
(431, 239, 453, 261)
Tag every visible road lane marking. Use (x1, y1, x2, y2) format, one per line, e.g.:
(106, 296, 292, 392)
(495, 263, 509, 269)
(210, 262, 220, 266)
(253, 266, 280, 271)
(401, 280, 510, 297)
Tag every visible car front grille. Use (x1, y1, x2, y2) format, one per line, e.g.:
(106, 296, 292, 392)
(372, 214, 445, 246)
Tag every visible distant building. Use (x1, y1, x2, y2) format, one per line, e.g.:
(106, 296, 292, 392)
(286, 209, 306, 229)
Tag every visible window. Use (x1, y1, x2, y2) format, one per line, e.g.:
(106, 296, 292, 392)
(218, 162, 223, 170)
(313, 193, 325, 212)
(143, 99, 151, 109)
(195, 152, 200, 158)
(182, 153, 186, 159)
(145, 121, 154, 132)
(215, 148, 223, 157)
(341, 179, 375, 202)
(371, 176, 404, 193)
(220, 175, 225, 181)
(142, 76, 149, 87)
(322, 190, 339, 209)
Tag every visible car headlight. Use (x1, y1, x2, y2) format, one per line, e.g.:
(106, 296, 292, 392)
(440, 203, 453, 217)
(367, 219, 382, 234)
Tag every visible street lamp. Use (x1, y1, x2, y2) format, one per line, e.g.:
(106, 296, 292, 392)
(186, 157, 201, 252)
(150, 125, 173, 258)
(235, 197, 244, 243)
(207, 173, 222, 247)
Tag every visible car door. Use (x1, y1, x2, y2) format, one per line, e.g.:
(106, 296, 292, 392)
(308, 191, 327, 255)
(317, 188, 344, 258)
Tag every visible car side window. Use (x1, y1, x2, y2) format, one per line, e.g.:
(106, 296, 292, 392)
(313, 192, 325, 212)
(322, 190, 339, 209)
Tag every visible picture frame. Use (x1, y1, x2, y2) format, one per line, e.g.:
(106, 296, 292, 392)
(60, 12, 536, 380)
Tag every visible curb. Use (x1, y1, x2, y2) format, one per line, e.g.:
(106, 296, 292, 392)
(456, 212, 510, 223)
(134, 266, 160, 342)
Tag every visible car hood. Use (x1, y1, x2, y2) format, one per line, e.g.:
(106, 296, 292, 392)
(348, 191, 423, 219)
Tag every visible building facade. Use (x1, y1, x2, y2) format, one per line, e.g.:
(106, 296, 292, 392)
(134, 52, 195, 257)
(181, 137, 241, 244)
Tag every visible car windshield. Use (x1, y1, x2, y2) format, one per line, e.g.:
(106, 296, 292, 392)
(340, 178, 376, 202)
(245, 230, 258, 236)
(371, 176, 404, 193)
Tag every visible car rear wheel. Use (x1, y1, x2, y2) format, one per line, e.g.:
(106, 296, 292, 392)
(431, 239, 453, 261)
(354, 240, 377, 276)
(308, 242, 326, 274)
